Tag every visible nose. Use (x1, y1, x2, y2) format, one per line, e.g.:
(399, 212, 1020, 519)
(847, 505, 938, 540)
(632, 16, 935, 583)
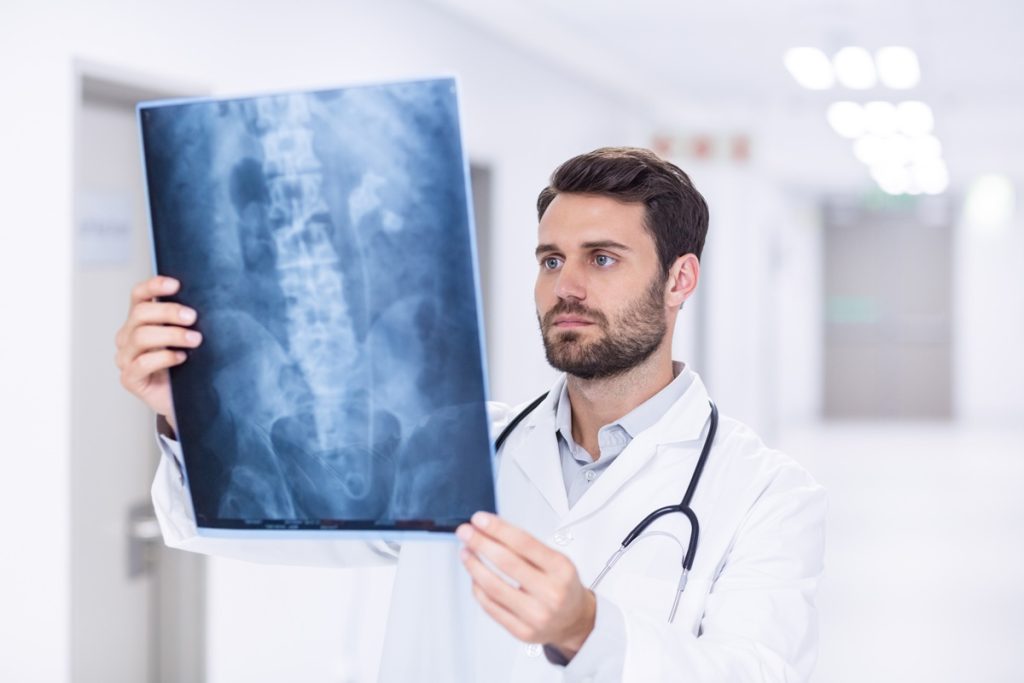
(553, 259, 586, 302)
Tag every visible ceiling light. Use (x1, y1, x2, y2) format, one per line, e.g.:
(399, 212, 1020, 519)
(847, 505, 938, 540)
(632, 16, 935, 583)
(895, 101, 934, 136)
(827, 101, 867, 138)
(854, 135, 887, 166)
(870, 164, 910, 195)
(884, 135, 913, 166)
(913, 159, 950, 195)
(908, 134, 943, 164)
(784, 47, 835, 89)
(834, 47, 877, 89)
(864, 101, 898, 135)
(876, 47, 921, 89)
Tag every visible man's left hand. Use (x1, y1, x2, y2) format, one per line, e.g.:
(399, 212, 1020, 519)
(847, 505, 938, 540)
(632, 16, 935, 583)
(457, 512, 596, 659)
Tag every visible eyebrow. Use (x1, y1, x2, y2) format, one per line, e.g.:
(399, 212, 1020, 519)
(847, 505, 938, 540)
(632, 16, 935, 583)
(534, 240, 633, 257)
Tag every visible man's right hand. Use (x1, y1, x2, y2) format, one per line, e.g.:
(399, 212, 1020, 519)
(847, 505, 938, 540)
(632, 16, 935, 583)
(114, 276, 203, 435)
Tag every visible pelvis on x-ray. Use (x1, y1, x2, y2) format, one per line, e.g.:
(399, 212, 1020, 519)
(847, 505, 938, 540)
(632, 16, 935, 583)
(140, 79, 495, 531)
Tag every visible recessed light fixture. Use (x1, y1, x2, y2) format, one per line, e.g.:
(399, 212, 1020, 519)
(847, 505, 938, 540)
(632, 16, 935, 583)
(826, 102, 867, 138)
(784, 47, 835, 89)
(833, 47, 877, 89)
(908, 134, 942, 164)
(853, 135, 887, 166)
(876, 47, 921, 89)
(870, 164, 911, 195)
(914, 159, 950, 195)
(895, 101, 934, 136)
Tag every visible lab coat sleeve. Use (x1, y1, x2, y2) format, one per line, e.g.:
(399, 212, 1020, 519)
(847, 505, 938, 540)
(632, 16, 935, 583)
(150, 421, 401, 567)
(543, 593, 626, 681)
(614, 461, 827, 682)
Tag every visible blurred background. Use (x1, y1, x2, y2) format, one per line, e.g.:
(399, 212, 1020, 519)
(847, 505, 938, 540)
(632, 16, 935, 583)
(2, 0, 1022, 681)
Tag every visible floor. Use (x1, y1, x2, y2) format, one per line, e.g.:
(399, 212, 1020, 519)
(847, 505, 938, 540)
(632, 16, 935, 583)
(779, 423, 1024, 682)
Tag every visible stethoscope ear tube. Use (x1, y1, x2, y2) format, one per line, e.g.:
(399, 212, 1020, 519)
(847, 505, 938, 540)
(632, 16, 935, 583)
(591, 401, 718, 622)
(619, 401, 717, 567)
(620, 505, 700, 571)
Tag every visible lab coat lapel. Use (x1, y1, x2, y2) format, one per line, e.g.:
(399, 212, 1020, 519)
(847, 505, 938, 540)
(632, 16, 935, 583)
(562, 371, 713, 526)
(509, 377, 571, 519)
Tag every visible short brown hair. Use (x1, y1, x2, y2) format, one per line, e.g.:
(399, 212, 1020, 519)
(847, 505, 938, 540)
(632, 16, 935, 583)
(536, 147, 709, 274)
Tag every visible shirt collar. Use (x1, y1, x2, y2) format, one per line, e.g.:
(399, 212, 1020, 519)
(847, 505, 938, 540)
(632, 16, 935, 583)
(553, 362, 695, 444)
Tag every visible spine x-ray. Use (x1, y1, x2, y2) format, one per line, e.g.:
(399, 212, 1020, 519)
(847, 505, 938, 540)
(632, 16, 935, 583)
(138, 78, 495, 535)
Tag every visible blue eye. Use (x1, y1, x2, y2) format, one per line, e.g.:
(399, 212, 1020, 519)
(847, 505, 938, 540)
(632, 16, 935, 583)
(543, 257, 562, 270)
(594, 254, 616, 267)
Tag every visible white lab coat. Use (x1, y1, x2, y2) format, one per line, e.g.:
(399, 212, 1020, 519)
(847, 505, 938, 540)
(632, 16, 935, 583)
(152, 366, 826, 682)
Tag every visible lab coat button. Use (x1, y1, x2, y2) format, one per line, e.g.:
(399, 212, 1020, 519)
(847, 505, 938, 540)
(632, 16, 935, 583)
(525, 643, 542, 658)
(552, 530, 573, 546)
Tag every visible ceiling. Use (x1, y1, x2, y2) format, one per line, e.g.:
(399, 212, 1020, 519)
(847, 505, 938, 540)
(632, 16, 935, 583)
(428, 0, 1024, 118)
(427, 0, 1024, 189)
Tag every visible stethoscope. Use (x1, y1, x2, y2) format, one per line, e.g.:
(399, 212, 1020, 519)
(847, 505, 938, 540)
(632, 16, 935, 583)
(494, 393, 718, 624)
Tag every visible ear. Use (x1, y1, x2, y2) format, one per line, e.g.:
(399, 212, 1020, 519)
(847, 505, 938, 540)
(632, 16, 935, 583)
(665, 253, 700, 308)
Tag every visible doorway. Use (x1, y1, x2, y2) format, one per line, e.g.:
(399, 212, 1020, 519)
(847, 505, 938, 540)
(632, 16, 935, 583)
(822, 195, 953, 419)
(71, 67, 206, 683)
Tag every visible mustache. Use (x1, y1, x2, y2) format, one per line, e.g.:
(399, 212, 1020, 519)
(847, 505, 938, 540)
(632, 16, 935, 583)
(541, 299, 609, 329)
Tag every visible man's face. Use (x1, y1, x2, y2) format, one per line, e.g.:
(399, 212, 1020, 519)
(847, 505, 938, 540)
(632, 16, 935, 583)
(534, 193, 668, 380)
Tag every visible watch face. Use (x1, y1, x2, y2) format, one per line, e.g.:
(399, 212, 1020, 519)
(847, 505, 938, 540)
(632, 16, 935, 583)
(140, 78, 494, 536)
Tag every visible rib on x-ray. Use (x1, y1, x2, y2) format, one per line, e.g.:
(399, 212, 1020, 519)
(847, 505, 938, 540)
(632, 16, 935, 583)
(138, 79, 495, 533)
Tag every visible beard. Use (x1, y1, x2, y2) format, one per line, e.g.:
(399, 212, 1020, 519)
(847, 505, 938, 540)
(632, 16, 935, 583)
(538, 274, 667, 380)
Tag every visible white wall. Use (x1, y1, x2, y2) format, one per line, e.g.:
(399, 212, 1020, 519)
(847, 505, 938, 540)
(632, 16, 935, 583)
(0, 5, 74, 682)
(0, 1, 648, 681)
(946, 105, 1024, 425)
(954, 188, 1024, 424)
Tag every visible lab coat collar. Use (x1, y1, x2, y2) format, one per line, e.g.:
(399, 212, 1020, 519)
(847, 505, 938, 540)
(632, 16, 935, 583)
(511, 361, 713, 525)
(509, 376, 571, 519)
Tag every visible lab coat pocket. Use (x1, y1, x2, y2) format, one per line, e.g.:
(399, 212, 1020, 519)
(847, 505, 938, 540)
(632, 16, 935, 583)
(601, 569, 712, 634)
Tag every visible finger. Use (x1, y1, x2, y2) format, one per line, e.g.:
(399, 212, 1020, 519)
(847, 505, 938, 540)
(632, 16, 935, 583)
(469, 579, 534, 644)
(461, 548, 545, 625)
(127, 301, 197, 329)
(457, 523, 547, 592)
(132, 324, 202, 353)
(130, 276, 179, 306)
(118, 324, 201, 369)
(470, 512, 563, 571)
(121, 349, 186, 389)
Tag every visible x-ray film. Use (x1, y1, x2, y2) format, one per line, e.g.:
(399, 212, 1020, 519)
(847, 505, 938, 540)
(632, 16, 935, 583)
(138, 78, 495, 536)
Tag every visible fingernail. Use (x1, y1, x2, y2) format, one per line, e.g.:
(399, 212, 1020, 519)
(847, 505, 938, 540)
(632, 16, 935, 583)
(175, 351, 187, 362)
(179, 308, 196, 323)
(162, 278, 178, 291)
(472, 512, 491, 528)
(456, 525, 472, 541)
(185, 331, 202, 344)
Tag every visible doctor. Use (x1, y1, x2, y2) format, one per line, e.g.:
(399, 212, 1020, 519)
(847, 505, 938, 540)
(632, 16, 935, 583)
(115, 147, 826, 682)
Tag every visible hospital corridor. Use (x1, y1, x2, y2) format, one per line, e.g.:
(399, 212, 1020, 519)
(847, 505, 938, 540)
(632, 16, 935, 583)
(2, 1, 1022, 681)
